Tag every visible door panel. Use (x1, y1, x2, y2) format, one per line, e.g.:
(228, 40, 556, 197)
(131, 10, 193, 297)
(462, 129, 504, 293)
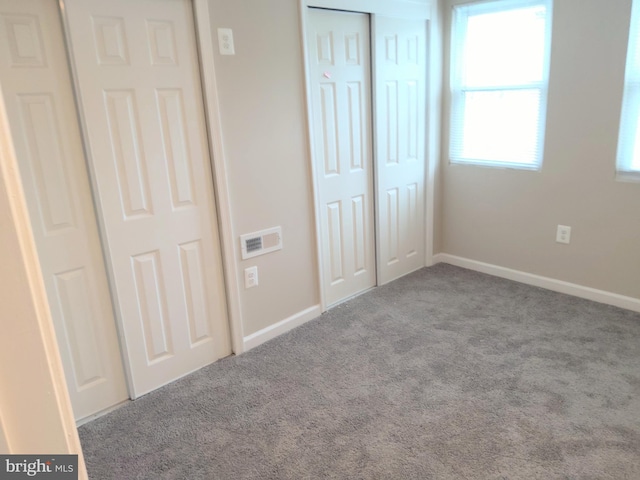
(64, 0, 231, 397)
(374, 17, 428, 284)
(0, 0, 128, 420)
(308, 9, 376, 307)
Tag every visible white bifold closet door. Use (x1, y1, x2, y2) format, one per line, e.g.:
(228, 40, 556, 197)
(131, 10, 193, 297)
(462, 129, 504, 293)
(0, 0, 128, 420)
(307, 9, 428, 307)
(64, 0, 231, 397)
(374, 17, 428, 285)
(307, 9, 376, 307)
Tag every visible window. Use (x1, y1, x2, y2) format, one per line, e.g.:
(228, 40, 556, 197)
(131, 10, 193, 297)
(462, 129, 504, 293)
(449, 0, 553, 169)
(617, 0, 640, 180)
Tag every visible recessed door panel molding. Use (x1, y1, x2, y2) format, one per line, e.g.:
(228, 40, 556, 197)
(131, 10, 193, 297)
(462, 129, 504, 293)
(54, 268, 105, 388)
(316, 31, 334, 64)
(147, 20, 178, 66)
(406, 183, 418, 257)
(64, 0, 231, 397)
(178, 240, 212, 345)
(320, 83, 339, 176)
(3, 13, 46, 67)
(104, 89, 153, 218)
(407, 81, 418, 160)
(308, 8, 375, 306)
(156, 88, 196, 208)
(0, 0, 128, 421)
(384, 34, 398, 64)
(344, 33, 360, 65)
(386, 188, 399, 265)
(92, 16, 129, 66)
(385, 81, 399, 165)
(17, 94, 75, 233)
(351, 195, 366, 274)
(346, 81, 363, 170)
(374, 16, 427, 284)
(132, 251, 173, 363)
(327, 201, 344, 284)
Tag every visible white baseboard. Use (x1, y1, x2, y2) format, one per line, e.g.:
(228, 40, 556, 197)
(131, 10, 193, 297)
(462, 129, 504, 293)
(243, 305, 322, 351)
(433, 253, 640, 313)
(76, 399, 130, 427)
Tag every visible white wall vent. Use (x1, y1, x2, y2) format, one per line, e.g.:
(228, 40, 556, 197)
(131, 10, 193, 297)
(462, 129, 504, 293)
(240, 226, 282, 260)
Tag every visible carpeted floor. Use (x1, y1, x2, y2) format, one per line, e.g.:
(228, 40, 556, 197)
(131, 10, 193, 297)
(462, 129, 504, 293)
(79, 264, 640, 479)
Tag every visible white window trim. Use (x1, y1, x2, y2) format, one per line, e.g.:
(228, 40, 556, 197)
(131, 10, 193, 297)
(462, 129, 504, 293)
(449, 0, 553, 170)
(616, 0, 640, 183)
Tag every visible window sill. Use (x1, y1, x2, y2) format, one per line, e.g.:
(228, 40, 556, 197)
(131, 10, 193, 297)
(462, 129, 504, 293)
(449, 158, 541, 172)
(616, 171, 640, 184)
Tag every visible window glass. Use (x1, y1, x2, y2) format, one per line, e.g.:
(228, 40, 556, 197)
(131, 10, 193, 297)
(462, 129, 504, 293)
(450, 0, 553, 169)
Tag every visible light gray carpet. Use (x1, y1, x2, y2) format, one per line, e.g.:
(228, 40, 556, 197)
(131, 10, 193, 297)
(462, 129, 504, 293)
(79, 264, 640, 479)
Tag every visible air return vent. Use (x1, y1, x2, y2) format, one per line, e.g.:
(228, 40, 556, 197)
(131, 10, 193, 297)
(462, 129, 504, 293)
(240, 226, 282, 260)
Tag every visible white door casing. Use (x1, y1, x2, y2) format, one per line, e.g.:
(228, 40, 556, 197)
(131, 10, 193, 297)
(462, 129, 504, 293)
(0, 0, 128, 420)
(374, 16, 428, 285)
(63, 0, 231, 397)
(307, 9, 376, 307)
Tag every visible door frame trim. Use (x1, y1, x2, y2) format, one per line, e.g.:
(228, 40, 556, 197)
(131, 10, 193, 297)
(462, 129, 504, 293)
(299, 0, 438, 312)
(299, 5, 329, 311)
(192, 0, 245, 355)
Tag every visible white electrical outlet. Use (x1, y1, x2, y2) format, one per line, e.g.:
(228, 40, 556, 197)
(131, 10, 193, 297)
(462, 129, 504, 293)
(244, 266, 258, 288)
(217, 28, 235, 55)
(556, 225, 571, 244)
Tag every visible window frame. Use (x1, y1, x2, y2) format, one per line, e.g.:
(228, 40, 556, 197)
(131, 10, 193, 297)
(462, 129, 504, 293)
(449, 0, 554, 170)
(616, 0, 640, 182)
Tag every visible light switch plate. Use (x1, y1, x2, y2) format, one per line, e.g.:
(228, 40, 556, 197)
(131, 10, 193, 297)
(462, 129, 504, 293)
(217, 28, 235, 55)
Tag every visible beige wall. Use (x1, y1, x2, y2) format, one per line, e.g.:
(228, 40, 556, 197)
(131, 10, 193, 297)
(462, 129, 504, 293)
(441, 0, 640, 300)
(431, 0, 445, 256)
(208, 0, 320, 336)
(208, 0, 441, 337)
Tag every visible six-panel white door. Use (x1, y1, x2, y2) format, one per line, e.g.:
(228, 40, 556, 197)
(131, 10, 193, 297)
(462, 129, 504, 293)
(307, 9, 376, 307)
(64, 0, 231, 397)
(374, 17, 428, 285)
(0, 0, 128, 420)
